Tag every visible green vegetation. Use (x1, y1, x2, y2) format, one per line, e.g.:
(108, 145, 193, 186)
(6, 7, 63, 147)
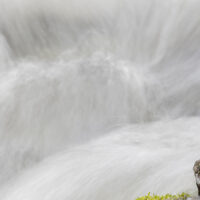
(136, 192, 191, 200)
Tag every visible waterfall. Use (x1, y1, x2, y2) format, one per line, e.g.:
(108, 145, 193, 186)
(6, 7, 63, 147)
(0, 0, 200, 199)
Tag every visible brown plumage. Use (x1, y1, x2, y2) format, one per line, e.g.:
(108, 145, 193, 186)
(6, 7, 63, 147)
(193, 160, 200, 196)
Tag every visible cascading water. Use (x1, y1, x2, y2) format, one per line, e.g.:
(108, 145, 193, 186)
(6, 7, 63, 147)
(0, 0, 200, 199)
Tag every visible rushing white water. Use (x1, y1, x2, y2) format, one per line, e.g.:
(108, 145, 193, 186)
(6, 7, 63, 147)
(1, 0, 200, 199)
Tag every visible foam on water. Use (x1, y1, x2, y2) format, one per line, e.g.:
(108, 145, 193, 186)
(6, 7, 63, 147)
(0, 0, 200, 199)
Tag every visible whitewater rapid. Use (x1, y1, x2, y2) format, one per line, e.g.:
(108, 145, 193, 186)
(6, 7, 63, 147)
(0, 0, 200, 199)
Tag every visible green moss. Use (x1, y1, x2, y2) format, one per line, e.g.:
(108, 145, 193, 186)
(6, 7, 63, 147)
(136, 192, 191, 200)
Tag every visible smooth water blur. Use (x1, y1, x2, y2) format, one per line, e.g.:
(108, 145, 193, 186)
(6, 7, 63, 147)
(0, 0, 200, 199)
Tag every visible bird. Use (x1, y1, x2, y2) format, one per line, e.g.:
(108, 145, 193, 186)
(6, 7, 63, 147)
(193, 160, 200, 196)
